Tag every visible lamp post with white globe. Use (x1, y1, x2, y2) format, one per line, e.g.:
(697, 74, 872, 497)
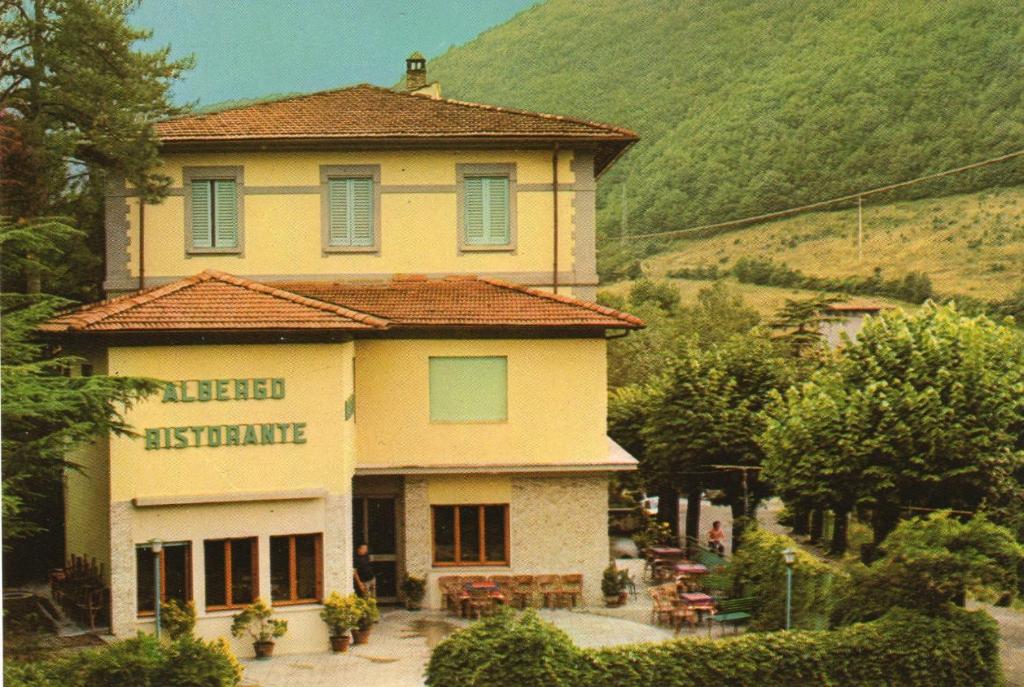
(782, 547, 795, 630)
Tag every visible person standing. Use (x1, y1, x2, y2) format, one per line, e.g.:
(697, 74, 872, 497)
(353, 543, 376, 598)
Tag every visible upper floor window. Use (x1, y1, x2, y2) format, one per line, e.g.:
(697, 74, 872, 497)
(429, 356, 508, 422)
(321, 165, 381, 253)
(457, 164, 517, 252)
(184, 167, 244, 255)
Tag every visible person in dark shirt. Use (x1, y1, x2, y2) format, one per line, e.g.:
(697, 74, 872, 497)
(353, 543, 376, 598)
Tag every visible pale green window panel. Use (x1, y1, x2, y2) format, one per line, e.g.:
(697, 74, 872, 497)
(429, 356, 508, 422)
(328, 177, 374, 246)
(463, 176, 510, 245)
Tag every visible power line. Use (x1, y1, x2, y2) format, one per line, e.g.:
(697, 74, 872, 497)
(621, 148, 1024, 243)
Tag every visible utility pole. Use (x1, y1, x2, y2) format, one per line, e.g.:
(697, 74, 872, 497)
(857, 195, 863, 262)
(620, 177, 629, 242)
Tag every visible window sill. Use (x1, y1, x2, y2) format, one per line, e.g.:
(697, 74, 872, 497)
(429, 419, 509, 425)
(270, 600, 323, 611)
(459, 245, 515, 253)
(432, 562, 510, 568)
(323, 246, 379, 254)
(187, 248, 243, 256)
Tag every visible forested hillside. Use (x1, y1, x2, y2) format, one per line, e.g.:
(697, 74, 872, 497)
(427, 0, 1024, 243)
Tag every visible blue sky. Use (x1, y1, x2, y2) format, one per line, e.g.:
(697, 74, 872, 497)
(130, 0, 539, 107)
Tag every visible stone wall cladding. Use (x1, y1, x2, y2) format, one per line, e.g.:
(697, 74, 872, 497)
(109, 500, 136, 636)
(510, 474, 609, 605)
(403, 476, 431, 579)
(407, 473, 610, 608)
(324, 493, 353, 594)
(103, 181, 133, 295)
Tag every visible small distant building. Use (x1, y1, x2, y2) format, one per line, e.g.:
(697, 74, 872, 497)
(819, 301, 886, 348)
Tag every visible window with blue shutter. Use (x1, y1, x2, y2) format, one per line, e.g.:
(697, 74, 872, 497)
(190, 179, 238, 249)
(327, 177, 374, 247)
(463, 176, 510, 246)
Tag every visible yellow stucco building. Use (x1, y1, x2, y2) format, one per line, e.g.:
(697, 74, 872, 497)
(47, 56, 641, 656)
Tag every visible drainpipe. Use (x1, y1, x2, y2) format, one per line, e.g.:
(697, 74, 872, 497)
(138, 197, 146, 290)
(551, 144, 560, 294)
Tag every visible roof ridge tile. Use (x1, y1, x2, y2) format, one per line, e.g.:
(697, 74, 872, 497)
(476, 277, 645, 327)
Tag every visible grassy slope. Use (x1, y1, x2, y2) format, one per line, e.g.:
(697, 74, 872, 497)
(642, 186, 1024, 301)
(601, 277, 918, 318)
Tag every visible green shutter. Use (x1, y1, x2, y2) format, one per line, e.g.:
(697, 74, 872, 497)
(328, 178, 374, 247)
(328, 179, 350, 245)
(485, 177, 510, 244)
(464, 177, 486, 244)
(190, 181, 212, 248)
(464, 176, 509, 245)
(213, 179, 238, 247)
(350, 178, 373, 246)
(429, 356, 508, 422)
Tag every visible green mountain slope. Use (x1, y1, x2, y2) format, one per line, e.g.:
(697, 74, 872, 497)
(426, 0, 1024, 239)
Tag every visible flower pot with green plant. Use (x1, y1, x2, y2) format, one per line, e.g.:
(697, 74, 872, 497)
(319, 592, 362, 652)
(230, 598, 288, 659)
(602, 563, 626, 606)
(400, 575, 426, 611)
(351, 595, 379, 644)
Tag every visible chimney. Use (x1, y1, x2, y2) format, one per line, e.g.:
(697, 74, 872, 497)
(406, 52, 427, 91)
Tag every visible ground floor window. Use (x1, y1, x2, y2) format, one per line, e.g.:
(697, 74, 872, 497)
(204, 538, 257, 609)
(432, 504, 509, 566)
(270, 533, 322, 604)
(136, 542, 191, 615)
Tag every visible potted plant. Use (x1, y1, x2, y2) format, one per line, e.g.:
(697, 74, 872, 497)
(399, 575, 426, 611)
(602, 563, 626, 606)
(230, 598, 288, 659)
(319, 592, 362, 652)
(350, 596, 379, 645)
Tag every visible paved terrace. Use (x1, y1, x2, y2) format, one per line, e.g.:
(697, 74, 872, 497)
(239, 606, 674, 687)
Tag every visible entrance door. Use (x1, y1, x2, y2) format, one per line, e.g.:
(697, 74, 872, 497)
(352, 497, 398, 601)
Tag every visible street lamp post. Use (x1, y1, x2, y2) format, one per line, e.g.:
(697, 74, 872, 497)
(782, 547, 795, 630)
(151, 540, 163, 640)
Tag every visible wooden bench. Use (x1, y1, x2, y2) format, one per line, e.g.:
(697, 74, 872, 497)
(709, 597, 756, 634)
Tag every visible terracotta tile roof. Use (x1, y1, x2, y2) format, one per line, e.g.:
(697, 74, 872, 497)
(42, 272, 643, 334)
(154, 84, 638, 174)
(276, 275, 644, 329)
(40, 271, 387, 333)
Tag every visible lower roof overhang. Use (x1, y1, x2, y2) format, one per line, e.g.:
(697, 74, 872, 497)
(354, 437, 638, 477)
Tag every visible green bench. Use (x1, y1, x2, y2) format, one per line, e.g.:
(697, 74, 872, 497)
(709, 597, 756, 634)
(695, 548, 726, 569)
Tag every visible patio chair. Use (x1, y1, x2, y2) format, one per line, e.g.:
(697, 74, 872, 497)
(437, 576, 461, 615)
(535, 574, 562, 609)
(465, 586, 498, 619)
(508, 575, 537, 609)
(557, 574, 583, 609)
(649, 588, 674, 626)
(489, 575, 514, 606)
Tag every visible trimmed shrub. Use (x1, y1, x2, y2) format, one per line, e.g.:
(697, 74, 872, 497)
(722, 527, 838, 630)
(3, 634, 242, 687)
(426, 610, 589, 687)
(426, 607, 1002, 687)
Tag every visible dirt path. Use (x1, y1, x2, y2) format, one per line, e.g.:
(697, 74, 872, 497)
(757, 500, 1024, 685)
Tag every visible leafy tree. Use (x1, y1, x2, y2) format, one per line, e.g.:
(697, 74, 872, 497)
(627, 278, 679, 312)
(641, 333, 793, 549)
(1, 282, 159, 556)
(674, 281, 760, 347)
(1, 0, 192, 296)
(831, 512, 1024, 626)
(768, 294, 843, 359)
(762, 304, 1024, 556)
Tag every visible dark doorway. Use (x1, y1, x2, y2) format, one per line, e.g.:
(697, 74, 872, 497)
(352, 497, 398, 601)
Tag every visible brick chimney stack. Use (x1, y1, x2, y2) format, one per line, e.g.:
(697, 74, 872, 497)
(406, 52, 427, 91)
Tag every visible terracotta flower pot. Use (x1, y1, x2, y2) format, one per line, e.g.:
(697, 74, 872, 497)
(605, 595, 622, 607)
(351, 627, 371, 645)
(329, 634, 351, 653)
(253, 640, 275, 659)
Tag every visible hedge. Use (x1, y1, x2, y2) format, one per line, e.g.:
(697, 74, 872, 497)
(426, 607, 1002, 687)
(3, 634, 242, 687)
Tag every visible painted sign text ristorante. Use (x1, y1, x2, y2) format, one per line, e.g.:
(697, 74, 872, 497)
(145, 378, 306, 450)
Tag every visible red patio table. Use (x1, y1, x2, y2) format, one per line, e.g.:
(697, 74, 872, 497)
(674, 592, 717, 630)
